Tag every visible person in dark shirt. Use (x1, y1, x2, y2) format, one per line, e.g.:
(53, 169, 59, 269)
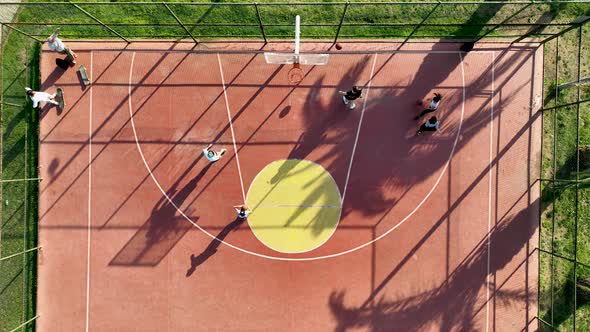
(416, 116, 440, 136)
(338, 86, 363, 110)
(233, 205, 251, 219)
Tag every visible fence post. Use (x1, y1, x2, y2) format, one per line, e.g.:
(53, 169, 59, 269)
(536, 16, 590, 45)
(254, 3, 267, 44)
(333, 2, 349, 45)
(69, 2, 129, 43)
(573, 24, 583, 332)
(163, 3, 198, 44)
(1, 23, 3, 193)
(8, 315, 39, 332)
(551, 35, 559, 328)
(2, 24, 43, 42)
(474, 2, 532, 43)
(0, 247, 42, 262)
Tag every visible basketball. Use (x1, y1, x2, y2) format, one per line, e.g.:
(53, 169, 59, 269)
(335, 43, 342, 50)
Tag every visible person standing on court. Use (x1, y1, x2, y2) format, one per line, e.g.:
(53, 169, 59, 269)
(338, 86, 363, 110)
(47, 28, 78, 64)
(203, 144, 226, 162)
(233, 205, 252, 219)
(25, 87, 59, 108)
(416, 116, 440, 136)
(415, 93, 442, 120)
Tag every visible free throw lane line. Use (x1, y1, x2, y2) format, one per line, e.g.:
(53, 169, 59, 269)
(341, 53, 378, 205)
(485, 51, 496, 332)
(85, 51, 93, 332)
(217, 53, 246, 203)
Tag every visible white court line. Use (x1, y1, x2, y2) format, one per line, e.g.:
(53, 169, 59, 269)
(216, 53, 246, 203)
(254, 204, 341, 209)
(128, 52, 466, 261)
(485, 51, 495, 332)
(85, 51, 93, 332)
(341, 53, 378, 204)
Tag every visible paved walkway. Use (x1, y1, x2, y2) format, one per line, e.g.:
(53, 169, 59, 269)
(0, 0, 20, 24)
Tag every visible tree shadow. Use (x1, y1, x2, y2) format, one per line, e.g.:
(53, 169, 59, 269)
(541, 161, 590, 208)
(186, 216, 245, 277)
(289, 2, 517, 225)
(262, 29, 533, 234)
(328, 201, 538, 331)
(541, 263, 590, 330)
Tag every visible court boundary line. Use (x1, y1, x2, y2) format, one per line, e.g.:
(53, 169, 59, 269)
(127, 51, 466, 261)
(341, 53, 378, 204)
(254, 204, 341, 208)
(85, 51, 93, 332)
(485, 51, 496, 332)
(216, 53, 246, 203)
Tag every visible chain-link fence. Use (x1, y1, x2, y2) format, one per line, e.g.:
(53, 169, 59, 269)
(1, 1, 589, 43)
(0, 1, 589, 331)
(540, 16, 590, 331)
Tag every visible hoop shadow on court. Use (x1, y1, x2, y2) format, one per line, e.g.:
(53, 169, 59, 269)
(186, 216, 245, 277)
(109, 163, 213, 266)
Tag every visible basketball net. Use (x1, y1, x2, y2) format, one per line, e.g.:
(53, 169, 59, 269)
(264, 15, 329, 84)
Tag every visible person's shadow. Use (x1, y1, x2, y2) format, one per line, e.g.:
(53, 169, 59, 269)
(186, 216, 245, 277)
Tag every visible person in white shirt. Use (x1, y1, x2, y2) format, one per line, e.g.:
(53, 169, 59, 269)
(25, 87, 59, 108)
(47, 28, 77, 64)
(416, 116, 440, 136)
(203, 144, 226, 162)
(415, 93, 442, 120)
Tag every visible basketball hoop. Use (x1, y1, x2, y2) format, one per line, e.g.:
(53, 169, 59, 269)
(263, 15, 329, 85)
(288, 63, 304, 84)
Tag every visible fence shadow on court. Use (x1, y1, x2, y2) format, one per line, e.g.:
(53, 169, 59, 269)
(109, 163, 213, 266)
(328, 201, 538, 331)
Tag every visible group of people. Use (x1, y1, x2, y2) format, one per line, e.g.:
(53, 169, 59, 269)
(29, 29, 444, 218)
(339, 86, 442, 136)
(201, 144, 251, 219)
(206, 89, 443, 219)
(25, 28, 77, 109)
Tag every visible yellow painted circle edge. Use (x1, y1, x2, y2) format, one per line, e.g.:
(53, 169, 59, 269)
(245, 159, 342, 254)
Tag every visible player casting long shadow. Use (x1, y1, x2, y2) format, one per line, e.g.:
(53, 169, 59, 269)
(186, 216, 245, 277)
(109, 162, 213, 266)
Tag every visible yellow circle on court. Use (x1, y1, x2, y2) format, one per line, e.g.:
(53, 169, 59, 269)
(246, 159, 342, 253)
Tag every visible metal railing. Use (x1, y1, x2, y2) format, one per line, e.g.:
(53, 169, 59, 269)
(0, 1, 588, 44)
(538, 14, 590, 330)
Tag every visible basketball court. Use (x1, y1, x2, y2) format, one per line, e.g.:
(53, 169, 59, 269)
(36, 38, 541, 331)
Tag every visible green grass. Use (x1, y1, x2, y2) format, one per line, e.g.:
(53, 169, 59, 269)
(0, 1, 590, 331)
(540, 20, 590, 331)
(7, 0, 589, 41)
(0, 25, 40, 332)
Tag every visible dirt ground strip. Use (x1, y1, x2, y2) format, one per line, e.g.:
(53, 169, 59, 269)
(37, 41, 541, 331)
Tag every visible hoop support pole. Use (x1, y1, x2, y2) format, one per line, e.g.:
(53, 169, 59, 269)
(295, 15, 300, 56)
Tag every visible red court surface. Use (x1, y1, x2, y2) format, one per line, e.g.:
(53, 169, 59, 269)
(37, 41, 541, 331)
